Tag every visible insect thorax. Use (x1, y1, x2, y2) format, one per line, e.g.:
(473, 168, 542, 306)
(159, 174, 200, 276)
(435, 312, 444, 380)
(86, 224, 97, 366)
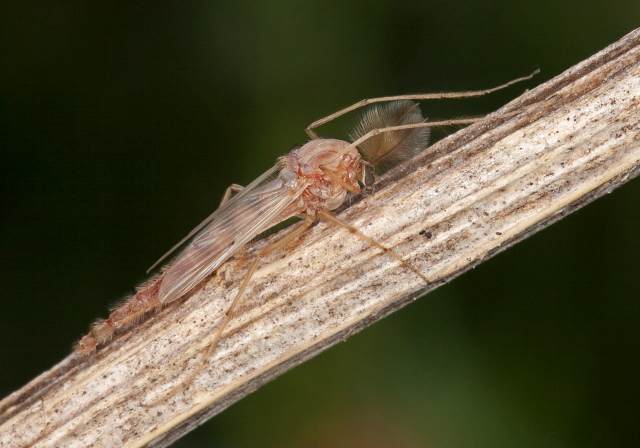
(281, 138, 362, 214)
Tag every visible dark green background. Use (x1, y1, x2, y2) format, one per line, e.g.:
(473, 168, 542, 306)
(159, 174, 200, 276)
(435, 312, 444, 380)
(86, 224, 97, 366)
(1, 2, 638, 447)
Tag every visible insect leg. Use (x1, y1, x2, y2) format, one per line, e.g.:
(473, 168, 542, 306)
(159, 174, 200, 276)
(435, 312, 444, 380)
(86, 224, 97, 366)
(144, 216, 316, 406)
(218, 215, 316, 334)
(305, 69, 538, 138)
(318, 209, 427, 283)
(220, 184, 244, 206)
(320, 109, 523, 171)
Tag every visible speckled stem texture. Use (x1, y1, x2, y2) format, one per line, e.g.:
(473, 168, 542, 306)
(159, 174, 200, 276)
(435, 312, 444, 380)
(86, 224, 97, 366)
(1, 27, 639, 448)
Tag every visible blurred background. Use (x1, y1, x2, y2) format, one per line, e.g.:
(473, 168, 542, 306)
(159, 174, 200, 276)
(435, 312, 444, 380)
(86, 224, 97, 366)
(1, 2, 638, 447)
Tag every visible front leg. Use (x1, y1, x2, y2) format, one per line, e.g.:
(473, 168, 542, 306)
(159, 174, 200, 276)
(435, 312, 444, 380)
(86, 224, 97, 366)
(220, 184, 244, 206)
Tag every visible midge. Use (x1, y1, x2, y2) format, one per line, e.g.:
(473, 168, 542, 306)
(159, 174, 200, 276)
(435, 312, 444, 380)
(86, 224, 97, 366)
(76, 72, 537, 359)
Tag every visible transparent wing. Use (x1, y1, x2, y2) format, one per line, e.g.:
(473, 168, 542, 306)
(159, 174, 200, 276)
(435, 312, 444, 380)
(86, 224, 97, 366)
(158, 165, 308, 304)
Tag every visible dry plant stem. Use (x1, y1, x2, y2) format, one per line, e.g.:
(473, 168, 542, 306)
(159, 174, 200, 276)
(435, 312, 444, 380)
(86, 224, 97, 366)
(2, 27, 639, 448)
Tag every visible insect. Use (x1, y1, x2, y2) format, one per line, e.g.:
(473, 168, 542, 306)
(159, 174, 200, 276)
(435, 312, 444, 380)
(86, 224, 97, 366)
(76, 73, 537, 382)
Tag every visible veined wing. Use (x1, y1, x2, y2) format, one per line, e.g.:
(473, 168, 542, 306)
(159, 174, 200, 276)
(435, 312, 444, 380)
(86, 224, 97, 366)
(158, 166, 308, 304)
